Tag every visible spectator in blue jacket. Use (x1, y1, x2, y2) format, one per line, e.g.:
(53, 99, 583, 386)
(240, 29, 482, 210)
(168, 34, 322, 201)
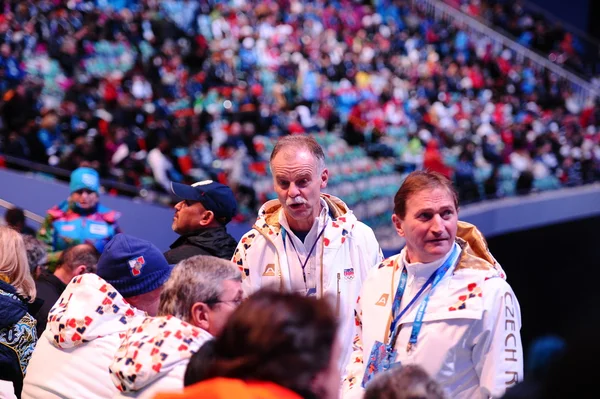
(37, 167, 121, 270)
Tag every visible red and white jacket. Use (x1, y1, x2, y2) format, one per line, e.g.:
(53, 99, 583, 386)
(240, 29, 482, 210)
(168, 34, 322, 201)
(22, 274, 146, 399)
(232, 194, 383, 372)
(342, 222, 523, 399)
(110, 315, 212, 399)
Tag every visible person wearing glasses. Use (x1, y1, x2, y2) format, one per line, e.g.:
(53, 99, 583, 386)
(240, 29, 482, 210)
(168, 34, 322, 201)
(37, 167, 121, 270)
(160, 290, 341, 399)
(109, 255, 243, 399)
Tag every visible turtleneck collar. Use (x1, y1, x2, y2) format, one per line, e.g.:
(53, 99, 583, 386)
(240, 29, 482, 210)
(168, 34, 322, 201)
(400, 243, 456, 286)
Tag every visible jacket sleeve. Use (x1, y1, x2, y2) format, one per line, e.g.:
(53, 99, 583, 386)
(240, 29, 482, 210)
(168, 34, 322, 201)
(92, 219, 122, 254)
(341, 294, 367, 399)
(113, 221, 123, 235)
(37, 213, 63, 271)
(353, 222, 383, 280)
(471, 278, 524, 398)
(231, 233, 253, 297)
(37, 213, 55, 251)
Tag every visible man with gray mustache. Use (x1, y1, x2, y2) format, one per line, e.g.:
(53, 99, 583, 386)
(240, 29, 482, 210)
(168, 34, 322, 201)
(288, 196, 307, 205)
(232, 135, 383, 376)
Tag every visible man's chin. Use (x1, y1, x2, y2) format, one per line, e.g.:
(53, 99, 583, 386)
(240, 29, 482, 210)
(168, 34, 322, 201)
(427, 238, 450, 246)
(427, 245, 452, 257)
(288, 207, 311, 219)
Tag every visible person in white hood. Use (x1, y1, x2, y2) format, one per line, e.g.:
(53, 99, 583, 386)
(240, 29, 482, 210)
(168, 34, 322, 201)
(232, 135, 383, 373)
(109, 255, 243, 399)
(22, 234, 173, 399)
(342, 171, 523, 399)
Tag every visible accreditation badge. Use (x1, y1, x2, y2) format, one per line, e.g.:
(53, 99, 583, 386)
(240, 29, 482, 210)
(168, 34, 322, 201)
(361, 340, 400, 388)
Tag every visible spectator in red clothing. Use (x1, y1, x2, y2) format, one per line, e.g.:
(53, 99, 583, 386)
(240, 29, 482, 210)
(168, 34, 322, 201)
(423, 140, 453, 180)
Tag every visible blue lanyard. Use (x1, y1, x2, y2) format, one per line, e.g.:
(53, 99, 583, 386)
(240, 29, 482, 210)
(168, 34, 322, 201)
(388, 243, 461, 351)
(281, 225, 327, 286)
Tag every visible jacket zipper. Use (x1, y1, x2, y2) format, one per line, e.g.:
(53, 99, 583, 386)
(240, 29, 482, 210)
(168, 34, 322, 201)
(336, 272, 341, 317)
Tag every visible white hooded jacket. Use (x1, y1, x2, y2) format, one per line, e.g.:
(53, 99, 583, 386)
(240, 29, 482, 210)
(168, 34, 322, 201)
(110, 315, 213, 399)
(22, 274, 147, 399)
(232, 194, 383, 372)
(342, 222, 523, 399)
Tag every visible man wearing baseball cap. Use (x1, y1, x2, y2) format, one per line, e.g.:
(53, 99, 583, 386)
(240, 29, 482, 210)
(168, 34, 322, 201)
(23, 234, 173, 399)
(164, 180, 239, 263)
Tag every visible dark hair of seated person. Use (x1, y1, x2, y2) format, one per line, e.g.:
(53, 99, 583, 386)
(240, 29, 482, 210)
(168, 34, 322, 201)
(184, 339, 217, 387)
(183, 289, 338, 398)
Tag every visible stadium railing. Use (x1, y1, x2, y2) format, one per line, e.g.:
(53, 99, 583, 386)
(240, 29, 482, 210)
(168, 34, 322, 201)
(412, 0, 599, 105)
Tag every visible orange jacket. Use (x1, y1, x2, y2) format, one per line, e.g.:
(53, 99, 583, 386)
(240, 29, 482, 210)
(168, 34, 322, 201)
(153, 378, 303, 399)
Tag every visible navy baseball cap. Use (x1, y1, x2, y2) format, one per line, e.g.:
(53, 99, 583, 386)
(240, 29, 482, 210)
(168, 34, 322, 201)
(170, 180, 238, 225)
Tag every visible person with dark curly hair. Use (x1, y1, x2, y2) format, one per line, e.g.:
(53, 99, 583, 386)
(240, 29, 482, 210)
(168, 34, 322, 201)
(158, 290, 341, 399)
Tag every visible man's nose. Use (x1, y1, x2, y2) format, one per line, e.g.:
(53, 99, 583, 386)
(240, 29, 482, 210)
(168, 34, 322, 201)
(431, 215, 444, 234)
(288, 183, 300, 197)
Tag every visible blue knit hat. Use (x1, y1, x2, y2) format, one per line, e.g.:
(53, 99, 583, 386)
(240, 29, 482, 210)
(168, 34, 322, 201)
(96, 234, 172, 298)
(70, 167, 100, 193)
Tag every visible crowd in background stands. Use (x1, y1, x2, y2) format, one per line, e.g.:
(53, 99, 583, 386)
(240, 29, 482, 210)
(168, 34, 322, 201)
(446, 0, 600, 80)
(0, 0, 599, 223)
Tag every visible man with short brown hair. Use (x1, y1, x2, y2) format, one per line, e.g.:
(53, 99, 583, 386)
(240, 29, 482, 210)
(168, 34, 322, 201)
(34, 243, 99, 336)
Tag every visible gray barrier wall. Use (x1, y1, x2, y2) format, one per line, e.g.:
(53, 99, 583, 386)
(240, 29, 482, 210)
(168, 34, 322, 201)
(1, 168, 599, 254)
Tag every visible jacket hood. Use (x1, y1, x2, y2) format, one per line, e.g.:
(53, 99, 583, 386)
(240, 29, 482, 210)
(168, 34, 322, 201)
(0, 280, 28, 329)
(455, 221, 506, 278)
(110, 315, 212, 393)
(47, 274, 146, 349)
(253, 193, 356, 238)
(154, 378, 303, 399)
(170, 227, 238, 259)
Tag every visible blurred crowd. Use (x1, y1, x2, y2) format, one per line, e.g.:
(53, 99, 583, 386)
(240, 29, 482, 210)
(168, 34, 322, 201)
(0, 0, 598, 222)
(0, 125, 595, 399)
(446, 0, 600, 79)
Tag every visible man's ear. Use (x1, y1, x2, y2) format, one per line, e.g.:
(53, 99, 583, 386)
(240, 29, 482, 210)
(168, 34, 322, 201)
(190, 302, 211, 331)
(391, 214, 405, 237)
(320, 168, 329, 189)
(74, 265, 87, 276)
(199, 210, 215, 227)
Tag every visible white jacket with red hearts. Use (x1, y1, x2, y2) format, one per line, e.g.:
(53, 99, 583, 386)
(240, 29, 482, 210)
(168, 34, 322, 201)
(22, 274, 146, 399)
(342, 222, 523, 399)
(232, 194, 383, 373)
(110, 315, 212, 399)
